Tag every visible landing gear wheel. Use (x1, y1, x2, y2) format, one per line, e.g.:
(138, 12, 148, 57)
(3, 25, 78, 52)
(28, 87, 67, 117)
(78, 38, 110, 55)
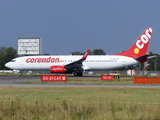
(18, 72, 22, 76)
(73, 72, 78, 76)
(73, 71, 83, 76)
(78, 72, 83, 76)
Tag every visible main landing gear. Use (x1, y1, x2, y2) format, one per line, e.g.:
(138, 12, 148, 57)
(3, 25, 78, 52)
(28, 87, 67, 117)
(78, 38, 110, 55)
(73, 71, 83, 76)
(18, 71, 22, 76)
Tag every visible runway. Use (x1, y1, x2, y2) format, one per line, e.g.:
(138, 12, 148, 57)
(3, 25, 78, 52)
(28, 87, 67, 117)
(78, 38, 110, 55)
(0, 75, 160, 88)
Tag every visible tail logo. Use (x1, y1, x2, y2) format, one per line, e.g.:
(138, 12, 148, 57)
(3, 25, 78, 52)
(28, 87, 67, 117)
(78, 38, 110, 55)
(134, 48, 139, 54)
(134, 28, 152, 54)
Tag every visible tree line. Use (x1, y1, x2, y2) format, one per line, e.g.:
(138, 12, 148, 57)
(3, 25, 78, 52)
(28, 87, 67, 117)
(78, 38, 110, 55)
(0, 47, 159, 71)
(0, 47, 17, 70)
(70, 49, 106, 55)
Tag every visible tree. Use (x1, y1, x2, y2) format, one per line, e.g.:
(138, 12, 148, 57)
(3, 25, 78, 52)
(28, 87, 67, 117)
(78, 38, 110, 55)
(70, 49, 106, 55)
(70, 51, 84, 55)
(147, 52, 160, 71)
(0, 47, 17, 70)
(92, 49, 106, 55)
(44, 53, 50, 55)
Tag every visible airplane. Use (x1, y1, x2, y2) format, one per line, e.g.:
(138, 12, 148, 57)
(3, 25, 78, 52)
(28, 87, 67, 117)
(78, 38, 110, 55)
(5, 28, 153, 76)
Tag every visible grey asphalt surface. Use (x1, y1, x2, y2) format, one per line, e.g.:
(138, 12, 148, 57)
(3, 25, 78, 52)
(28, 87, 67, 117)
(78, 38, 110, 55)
(0, 75, 160, 88)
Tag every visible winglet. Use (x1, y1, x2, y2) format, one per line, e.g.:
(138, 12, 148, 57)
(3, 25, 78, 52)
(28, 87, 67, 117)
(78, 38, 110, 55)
(82, 49, 90, 60)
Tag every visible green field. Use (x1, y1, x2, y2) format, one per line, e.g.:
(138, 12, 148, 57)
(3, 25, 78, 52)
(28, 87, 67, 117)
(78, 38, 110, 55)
(0, 87, 160, 120)
(22, 76, 134, 84)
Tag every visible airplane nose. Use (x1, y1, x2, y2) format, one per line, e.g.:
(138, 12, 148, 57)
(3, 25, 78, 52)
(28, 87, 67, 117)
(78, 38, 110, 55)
(5, 63, 8, 67)
(5, 62, 10, 68)
(5, 62, 17, 70)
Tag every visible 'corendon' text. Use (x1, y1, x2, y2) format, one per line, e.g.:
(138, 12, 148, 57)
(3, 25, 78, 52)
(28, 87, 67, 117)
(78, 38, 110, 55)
(26, 57, 60, 63)
(136, 28, 152, 49)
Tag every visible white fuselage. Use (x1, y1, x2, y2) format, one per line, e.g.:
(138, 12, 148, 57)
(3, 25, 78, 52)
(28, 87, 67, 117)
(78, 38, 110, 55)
(5, 55, 138, 71)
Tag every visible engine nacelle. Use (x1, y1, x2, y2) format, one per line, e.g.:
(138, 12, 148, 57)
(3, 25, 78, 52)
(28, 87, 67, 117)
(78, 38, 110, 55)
(50, 66, 66, 73)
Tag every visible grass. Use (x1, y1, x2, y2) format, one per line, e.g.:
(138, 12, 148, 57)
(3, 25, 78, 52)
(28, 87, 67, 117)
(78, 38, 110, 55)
(0, 87, 160, 120)
(21, 76, 135, 84)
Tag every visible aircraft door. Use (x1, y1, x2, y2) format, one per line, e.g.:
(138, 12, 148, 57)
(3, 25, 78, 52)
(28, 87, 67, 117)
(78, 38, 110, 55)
(20, 59, 24, 66)
(122, 58, 126, 66)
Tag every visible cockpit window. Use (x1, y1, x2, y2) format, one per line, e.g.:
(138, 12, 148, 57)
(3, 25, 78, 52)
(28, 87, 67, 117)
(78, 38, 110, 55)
(11, 60, 16, 62)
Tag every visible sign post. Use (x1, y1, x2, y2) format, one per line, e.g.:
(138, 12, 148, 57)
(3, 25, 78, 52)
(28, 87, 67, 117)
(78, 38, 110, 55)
(101, 75, 120, 80)
(41, 75, 67, 82)
(17, 38, 42, 55)
(101, 75, 114, 80)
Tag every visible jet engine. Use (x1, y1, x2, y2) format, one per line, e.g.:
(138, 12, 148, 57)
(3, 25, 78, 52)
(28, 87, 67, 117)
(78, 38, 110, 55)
(50, 66, 66, 73)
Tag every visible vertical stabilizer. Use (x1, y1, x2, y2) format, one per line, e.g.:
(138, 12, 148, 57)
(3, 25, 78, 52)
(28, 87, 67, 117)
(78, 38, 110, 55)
(115, 28, 153, 62)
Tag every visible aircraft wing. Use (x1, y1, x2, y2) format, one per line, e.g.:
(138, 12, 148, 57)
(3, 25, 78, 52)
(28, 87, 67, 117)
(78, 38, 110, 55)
(64, 49, 90, 69)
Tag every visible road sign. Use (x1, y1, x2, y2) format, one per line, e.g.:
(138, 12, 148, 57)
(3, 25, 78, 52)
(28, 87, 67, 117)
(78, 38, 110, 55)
(101, 75, 114, 80)
(41, 75, 67, 81)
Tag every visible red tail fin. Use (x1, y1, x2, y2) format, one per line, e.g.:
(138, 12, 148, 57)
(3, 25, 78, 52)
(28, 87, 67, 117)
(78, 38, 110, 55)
(115, 28, 153, 60)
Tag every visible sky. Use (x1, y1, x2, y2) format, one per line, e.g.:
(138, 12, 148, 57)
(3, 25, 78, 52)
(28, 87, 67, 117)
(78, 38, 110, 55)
(0, 0, 160, 55)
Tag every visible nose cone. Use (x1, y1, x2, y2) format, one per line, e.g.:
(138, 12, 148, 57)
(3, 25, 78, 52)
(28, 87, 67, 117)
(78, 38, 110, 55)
(5, 62, 13, 69)
(5, 62, 9, 68)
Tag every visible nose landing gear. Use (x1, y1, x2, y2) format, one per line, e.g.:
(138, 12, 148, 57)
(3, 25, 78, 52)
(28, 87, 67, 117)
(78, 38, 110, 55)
(18, 71, 22, 76)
